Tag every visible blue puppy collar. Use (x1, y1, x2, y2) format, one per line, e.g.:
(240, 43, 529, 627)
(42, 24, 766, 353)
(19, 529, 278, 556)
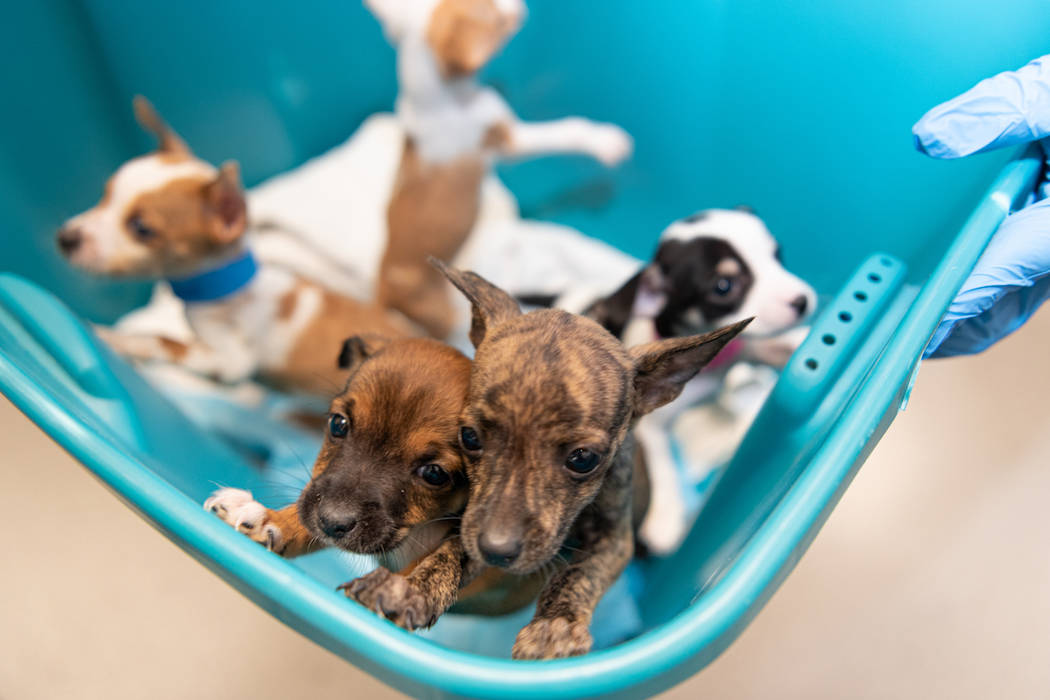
(168, 250, 258, 302)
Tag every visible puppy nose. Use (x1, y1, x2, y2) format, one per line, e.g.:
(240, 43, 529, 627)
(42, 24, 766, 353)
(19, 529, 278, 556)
(478, 529, 523, 567)
(57, 226, 82, 255)
(318, 511, 358, 540)
(789, 294, 808, 318)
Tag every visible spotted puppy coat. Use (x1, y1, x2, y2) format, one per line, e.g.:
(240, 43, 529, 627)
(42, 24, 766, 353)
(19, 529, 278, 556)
(206, 336, 475, 630)
(408, 261, 749, 659)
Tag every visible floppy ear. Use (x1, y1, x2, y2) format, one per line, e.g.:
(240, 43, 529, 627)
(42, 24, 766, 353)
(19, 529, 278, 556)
(430, 258, 521, 347)
(588, 269, 642, 337)
(337, 336, 371, 370)
(132, 96, 189, 155)
(590, 264, 669, 337)
(337, 334, 391, 370)
(628, 318, 752, 417)
(204, 161, 247, 244)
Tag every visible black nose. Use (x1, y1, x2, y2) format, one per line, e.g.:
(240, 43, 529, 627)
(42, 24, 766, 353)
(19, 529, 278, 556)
(57, 226, 82, 255)
(789, 294, 808, 317)
(318, 511, 358, 540)
(478, 529, 523, 568)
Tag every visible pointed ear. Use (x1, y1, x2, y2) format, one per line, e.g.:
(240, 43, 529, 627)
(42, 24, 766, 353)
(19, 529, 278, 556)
(204, 161, 247, 244)
(430, 258, 521, 347)
(629, 318, 752, 417)
(133, 96, 189, 155)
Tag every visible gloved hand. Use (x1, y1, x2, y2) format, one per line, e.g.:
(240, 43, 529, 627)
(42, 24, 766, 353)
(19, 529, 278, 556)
(913, 55, 1050, 357)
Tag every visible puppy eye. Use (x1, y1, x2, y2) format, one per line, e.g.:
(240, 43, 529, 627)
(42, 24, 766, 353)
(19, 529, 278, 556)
(565, 448, 600, 475)
(460, 426, 482, 452)
(328, 413, 349, 438)
(127, 215, 156, 241)
(714, 277, 734, 297)
(416, 463, 451, 487)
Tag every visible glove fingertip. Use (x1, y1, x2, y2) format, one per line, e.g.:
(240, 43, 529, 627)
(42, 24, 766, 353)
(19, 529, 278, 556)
(912, 118, 964, 159)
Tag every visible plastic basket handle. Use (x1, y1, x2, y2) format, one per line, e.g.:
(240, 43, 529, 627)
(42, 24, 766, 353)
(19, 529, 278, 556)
(774, 253, 907, 418)
(0, 273, 144, 446)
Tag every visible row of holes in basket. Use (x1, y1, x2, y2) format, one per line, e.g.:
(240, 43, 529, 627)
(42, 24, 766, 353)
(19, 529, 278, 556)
(804, 257, 894, 372)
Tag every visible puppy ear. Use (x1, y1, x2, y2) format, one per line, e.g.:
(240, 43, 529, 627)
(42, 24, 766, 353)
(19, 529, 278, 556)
(430, 258, 521, 347)
(337, 336, 371, 370)
(338, 334, 391, 370)
(628, 318, 752, 417)
(588, 270, 642, 337)
(204, 162, 247, 245)
(133, 96, 189, 155)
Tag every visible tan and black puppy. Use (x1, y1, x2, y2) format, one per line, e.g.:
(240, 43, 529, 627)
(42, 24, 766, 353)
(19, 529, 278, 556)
(414, 261, 749, 659)
(205, 336, 474, 629)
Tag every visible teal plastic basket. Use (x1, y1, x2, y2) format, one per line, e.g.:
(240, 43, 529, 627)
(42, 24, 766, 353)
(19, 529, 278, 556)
(2, 2, 1048, 697)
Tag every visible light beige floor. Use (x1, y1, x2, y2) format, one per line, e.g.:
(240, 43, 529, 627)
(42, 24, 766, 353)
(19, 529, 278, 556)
(2, 313, 1049, 700)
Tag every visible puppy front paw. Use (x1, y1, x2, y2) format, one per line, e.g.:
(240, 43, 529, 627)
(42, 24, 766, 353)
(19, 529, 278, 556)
(340, 568, 437, 631)
(512, 617, 593, 660)
(93, 327, 163, 362)
(204, 488, 284, 553)
(588, 123, 633, 166)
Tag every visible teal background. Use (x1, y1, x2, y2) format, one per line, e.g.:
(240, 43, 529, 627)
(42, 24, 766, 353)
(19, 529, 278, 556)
(3, 0, 1047, 317)
(0, 1, 1048, 697)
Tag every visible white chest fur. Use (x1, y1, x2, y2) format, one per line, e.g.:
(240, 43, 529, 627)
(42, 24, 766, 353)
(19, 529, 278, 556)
(182, 265, 315, 377)
(395, 35, 511, 164)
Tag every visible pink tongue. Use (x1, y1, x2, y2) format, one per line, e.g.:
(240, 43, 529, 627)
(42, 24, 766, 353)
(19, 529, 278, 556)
(632, 288, 665, 318)
(704, 338, 745, 371)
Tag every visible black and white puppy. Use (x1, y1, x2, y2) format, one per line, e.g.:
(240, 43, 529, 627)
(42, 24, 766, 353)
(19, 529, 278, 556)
(535, 208, 816, 553)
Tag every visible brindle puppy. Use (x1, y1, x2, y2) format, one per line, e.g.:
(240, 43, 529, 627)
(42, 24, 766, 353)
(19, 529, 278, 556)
(205, 336, 475, 629)
(412, 261, 749, 659)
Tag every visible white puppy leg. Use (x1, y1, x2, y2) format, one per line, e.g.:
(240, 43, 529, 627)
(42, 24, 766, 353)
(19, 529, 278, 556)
(636, 414, 689, 555)
(96, 326, 258, 385)
(504, 118, 633, 166)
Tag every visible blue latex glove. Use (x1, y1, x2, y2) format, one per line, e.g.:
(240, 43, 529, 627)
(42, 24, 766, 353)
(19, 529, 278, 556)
(913, 55, 1050, 357)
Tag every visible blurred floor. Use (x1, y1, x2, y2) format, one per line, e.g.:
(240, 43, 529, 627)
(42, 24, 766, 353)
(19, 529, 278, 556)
(2, 311, 1049, 700)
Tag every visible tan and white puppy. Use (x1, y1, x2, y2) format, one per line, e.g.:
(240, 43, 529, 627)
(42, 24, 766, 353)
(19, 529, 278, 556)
(367, 0, 633, 338)
(58, 98, 413, 397)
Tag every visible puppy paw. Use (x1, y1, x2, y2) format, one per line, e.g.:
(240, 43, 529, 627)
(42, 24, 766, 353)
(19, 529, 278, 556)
(204, 488, 284, 553)
(340, 568, 437, 631)
(512, 617, 593, 660)
(93, 327, 161, 362)
(589, 123, 633, 166)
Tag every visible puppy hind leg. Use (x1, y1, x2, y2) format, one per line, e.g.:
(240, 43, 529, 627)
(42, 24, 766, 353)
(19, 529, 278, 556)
(376, 262, 454, 339)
